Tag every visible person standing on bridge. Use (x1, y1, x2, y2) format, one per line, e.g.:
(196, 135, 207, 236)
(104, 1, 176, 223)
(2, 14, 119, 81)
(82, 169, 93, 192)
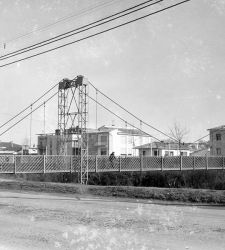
(109, 152, 116, 168)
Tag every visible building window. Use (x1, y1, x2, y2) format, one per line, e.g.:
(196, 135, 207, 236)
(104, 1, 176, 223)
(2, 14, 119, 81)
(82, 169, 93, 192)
(216, 148, 221, 155)
(142, 150, 146, 156)
(164, 151, 169, 157)
(100, 148, 107, 155)
(100, 135, 107, 143)
(154, 150, 158, 156)
(181, 151, 187, 156)
(216, 134, 221, 141)
(170, 151, 174, 156)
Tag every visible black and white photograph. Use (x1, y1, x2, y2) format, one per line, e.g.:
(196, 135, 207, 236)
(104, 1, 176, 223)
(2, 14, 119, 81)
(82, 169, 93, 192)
(0, 0, 225, 249)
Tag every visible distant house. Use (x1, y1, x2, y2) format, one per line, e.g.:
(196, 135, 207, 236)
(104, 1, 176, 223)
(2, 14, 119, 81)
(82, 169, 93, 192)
(208, 125, 225, 156)
(190, 148, 210, 157)
(186, 141, 209, 152)
(0, 141, 22, 155)
(21, 145, 38, 155)
(135, 141, 191, 157)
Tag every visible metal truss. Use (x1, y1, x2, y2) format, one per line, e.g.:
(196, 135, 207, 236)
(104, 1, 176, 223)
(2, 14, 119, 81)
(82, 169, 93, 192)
(57, 75, 88, 184)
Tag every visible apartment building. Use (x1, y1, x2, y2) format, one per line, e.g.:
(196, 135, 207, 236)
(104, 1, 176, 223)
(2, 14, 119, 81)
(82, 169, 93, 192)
(208, 125, 225, 156)
(88, 125, 151, 156)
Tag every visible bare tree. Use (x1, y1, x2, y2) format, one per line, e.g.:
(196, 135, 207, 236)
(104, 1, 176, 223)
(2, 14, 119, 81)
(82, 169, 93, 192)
(169, 122, 189, 142)
(169, 122, 189, 154)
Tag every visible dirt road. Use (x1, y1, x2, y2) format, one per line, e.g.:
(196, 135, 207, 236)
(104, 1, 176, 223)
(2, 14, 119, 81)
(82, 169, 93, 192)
(0, 190, 224, 250)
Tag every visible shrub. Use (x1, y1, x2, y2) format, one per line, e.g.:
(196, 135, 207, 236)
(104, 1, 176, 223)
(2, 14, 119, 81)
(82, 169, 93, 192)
(10, 170, 225, 190)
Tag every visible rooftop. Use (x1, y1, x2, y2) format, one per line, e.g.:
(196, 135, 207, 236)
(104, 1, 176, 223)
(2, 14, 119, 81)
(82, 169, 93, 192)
(208, 125, 225, 131)
(190, 148, 210, 157)
(0, 141, 22, 152)
(98, 125, 148, 136)
(135, 141, 190, 150)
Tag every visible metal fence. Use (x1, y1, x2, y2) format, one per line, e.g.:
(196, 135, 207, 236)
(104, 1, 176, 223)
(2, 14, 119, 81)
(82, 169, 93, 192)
(0, 155, 224, 174)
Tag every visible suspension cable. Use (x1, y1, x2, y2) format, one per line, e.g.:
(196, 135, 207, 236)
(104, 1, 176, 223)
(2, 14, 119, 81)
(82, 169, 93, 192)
(88, 93, 162, 142)
(0, 92, 58, 137)
(88, 81, 178, 142)
(0, 82, 58, 129)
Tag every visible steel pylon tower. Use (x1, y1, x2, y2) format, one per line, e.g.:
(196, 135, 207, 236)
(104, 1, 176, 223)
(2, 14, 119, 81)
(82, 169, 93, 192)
(57, 75, 89, 184)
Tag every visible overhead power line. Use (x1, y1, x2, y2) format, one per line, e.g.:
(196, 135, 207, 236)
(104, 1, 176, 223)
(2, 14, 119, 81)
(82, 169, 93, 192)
(88, 81, 177, 142)
(0, 92, 58, 137)
(192, 126, 225, 144)
(0, 0, 191, 68)
(2, 0, 120, 45)
(0, 82, 58, 130)
(193, 135, 209, 143)
(88, 94, 162, 142)
(0, 0, 162, 61)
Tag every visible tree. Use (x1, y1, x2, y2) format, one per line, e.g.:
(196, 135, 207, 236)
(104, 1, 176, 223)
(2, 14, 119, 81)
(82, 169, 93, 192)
(169, 122, 189, 154)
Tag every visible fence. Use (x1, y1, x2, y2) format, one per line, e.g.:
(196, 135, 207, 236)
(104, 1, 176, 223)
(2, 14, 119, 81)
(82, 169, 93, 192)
(0, 155, 224, 174)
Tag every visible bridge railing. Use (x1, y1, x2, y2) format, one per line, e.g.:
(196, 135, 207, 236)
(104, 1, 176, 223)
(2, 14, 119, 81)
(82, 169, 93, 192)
(0, 155, 224, 174)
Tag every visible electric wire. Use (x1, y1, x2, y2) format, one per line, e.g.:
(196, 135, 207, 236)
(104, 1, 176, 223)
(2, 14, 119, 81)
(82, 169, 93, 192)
(2, 0, 120, 45)
(0, 82, 58, 129)
(89, 81, 178, 142)
(0, 92, 58, 137)
(88, 94, 162, 142)
(0, 0, 162, 61)
(193, 134, 209, 143)
(0, 0, 191, 68)
(193, 128, 225, 144)
(192, 127, 225, 143)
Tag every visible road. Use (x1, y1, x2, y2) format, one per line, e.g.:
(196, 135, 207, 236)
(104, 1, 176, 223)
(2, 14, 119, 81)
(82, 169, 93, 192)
(0, 190, 224, 250)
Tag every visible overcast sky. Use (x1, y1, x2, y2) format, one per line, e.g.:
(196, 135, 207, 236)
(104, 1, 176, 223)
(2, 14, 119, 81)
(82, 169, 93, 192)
(0, 0, 225, 145)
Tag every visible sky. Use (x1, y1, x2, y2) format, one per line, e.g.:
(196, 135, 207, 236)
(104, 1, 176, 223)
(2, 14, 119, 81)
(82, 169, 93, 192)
(0, 0, 225, 145)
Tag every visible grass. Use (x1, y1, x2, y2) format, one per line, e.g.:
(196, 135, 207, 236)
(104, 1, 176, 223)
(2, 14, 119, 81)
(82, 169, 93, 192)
(0, 177, 225, 204)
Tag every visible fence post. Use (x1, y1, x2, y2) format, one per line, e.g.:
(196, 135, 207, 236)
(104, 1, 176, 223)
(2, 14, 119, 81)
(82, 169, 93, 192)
(222, 157, 224, 171)
(70, 156, 73, 173)
(14, 155, 17, 174)
(119, 156, 121, 172)
(161, 156, 164, 171)
(180, 156, 182, 171)
(206, 155, 208, 170)
(193, 156, 195, 171)
(43, 155, 46, 174)
(95, 155, 98, 173)
(140, 156, 143, 172)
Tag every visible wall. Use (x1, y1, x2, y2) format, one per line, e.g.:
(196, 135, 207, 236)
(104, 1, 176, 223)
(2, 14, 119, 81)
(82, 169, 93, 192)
(210, 130, 225, 156)
(88, 132, 109, 156)
(38, 134, 73, 155)
(109, 130, 151, 156)
(37, 136, 47, 155)
(139, 148, 190, 157)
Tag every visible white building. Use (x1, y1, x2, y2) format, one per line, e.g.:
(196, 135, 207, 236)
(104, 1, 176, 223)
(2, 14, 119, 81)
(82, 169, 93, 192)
(135, 141, 191, 157)
(88, 125, 151, 156)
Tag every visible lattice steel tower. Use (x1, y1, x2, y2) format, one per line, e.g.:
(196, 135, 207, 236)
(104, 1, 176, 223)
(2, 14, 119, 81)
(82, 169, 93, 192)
(57, 75, 88, 184)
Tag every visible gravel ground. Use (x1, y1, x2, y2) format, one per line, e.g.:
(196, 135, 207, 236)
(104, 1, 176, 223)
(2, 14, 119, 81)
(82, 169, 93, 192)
(0, 190, 224, 250)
